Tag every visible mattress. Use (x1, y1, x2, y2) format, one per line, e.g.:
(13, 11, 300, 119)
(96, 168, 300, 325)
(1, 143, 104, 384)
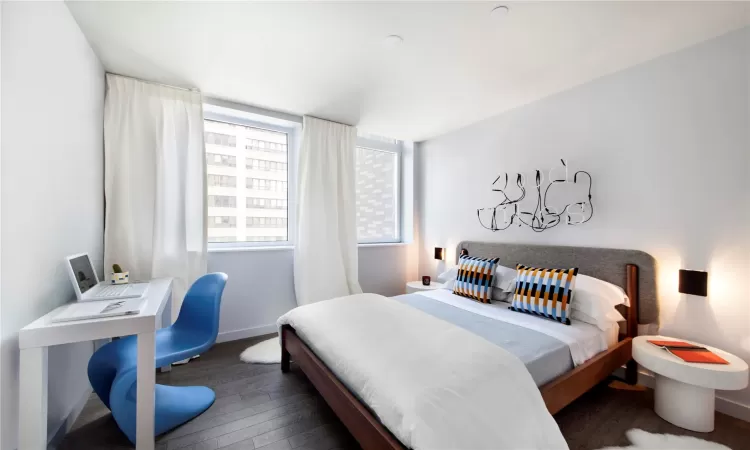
(393, 289, 618, 386)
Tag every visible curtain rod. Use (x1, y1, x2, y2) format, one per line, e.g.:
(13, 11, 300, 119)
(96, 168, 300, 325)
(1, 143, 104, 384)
(106, 72, 198, 92)
(305, 115, 355, 128)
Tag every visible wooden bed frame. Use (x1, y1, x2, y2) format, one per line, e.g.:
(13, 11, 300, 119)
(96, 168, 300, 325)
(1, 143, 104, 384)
(281, 264, 641, 450)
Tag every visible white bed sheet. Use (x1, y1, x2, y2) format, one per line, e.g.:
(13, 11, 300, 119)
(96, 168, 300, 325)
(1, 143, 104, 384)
(417, 289, 618, 366)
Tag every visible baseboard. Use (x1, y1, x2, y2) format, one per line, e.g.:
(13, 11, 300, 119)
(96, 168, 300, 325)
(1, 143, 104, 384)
(48, 386, 92, 448)
(216, 323, 277, 343)
(613, 367, 750, 423)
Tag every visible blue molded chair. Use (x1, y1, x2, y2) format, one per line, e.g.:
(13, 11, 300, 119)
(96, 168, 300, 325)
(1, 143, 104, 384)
(88, 272, 228, 444)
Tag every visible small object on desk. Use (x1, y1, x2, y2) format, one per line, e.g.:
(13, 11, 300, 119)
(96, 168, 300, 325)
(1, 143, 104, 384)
(111, 263, 129, 284)
(406, 280, 444, 294)
(647, 339, 729, 364)
(633, 335, 748, 433)
(111, 272, 130, 285)
(422, 276, 431, 286)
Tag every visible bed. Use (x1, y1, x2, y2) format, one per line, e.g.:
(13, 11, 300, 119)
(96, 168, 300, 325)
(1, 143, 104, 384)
(279, 241, 658, 449)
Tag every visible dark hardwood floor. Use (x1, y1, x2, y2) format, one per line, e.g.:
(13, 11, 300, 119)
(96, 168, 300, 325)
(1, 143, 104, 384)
(59, 336, 749, 450)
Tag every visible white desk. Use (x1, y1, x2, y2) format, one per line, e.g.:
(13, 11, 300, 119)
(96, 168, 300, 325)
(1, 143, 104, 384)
(19, 278, 173, 450)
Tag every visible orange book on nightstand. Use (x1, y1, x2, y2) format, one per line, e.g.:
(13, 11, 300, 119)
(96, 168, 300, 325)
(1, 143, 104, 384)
(647, 339, 729, 365)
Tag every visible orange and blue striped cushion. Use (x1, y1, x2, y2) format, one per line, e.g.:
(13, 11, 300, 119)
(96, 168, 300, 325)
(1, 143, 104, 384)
(453, 256, 499, 304)
(509, 265, 578, 325)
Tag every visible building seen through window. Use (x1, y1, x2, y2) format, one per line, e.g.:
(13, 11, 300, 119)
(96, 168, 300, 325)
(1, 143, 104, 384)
(205, 119, 288, 243)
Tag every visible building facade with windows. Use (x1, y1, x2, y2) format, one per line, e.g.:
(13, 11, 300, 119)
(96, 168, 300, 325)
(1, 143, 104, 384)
(205, 119, 289, 243)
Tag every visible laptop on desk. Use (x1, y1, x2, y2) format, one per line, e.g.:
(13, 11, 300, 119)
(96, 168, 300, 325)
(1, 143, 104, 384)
(65, 253, 149, 301)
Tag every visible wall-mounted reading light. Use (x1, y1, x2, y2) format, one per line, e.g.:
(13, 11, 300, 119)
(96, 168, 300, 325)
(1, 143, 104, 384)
(434, 247, 445, 261)
(678, 269, 708, 297)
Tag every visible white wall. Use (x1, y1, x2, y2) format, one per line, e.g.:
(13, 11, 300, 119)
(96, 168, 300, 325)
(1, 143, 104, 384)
(1, 2, 105, 448)
(210, 244, 418, 342)
(418, 28, 750, 412)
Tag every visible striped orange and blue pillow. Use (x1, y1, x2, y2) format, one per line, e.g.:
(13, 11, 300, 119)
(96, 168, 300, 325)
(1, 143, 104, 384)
(509, 265, 579, 325)
(453, 256, 500, 304)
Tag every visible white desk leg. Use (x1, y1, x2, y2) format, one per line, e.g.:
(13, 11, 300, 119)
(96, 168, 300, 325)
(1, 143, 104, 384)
(19, 346, 48, 450)
(655, 374, 715, 432)
(136, 331, 156, 450)
(158, 294, 172, 373)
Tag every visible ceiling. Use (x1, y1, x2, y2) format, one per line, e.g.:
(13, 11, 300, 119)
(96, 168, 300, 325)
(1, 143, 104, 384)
(66, 1, 749, 141)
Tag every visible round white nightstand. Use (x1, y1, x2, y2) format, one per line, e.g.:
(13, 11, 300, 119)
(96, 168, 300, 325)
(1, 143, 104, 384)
(632, 335, 749, 432)
(405, 281, 445, 294)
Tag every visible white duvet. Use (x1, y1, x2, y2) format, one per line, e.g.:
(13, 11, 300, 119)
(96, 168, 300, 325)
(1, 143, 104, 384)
(278, 293, 568, 450)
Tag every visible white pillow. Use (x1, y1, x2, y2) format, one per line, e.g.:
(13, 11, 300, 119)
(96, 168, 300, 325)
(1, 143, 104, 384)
(572, 308, 626, 331)
(575, 274, 630, 307)
(494, 264, 517, 292)
(437, 266, 458, 284)
(570, 274, 629, 331)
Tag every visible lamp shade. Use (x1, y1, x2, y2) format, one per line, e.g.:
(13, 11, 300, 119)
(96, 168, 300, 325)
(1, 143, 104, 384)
(678, 269, 708, 297)
(434, 247, 445, 261)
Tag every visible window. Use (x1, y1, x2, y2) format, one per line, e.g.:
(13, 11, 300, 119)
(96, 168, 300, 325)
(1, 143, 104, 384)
(246, 139, 287, 154)
(207, 175, 236, 188)
(247, 158, 287, 172)
(246, 217, 287, 228)
(246, 178, 287, 192)
(211, 236, 236, 243)
(204, 105, 296, 247)
(247, 197, 286, 209)
(208, 195, 237, 208)
(206, 153, 237, 168)
(209, 216, 236, 228)
(355, 138, 401, 243)
(205, 130, 236, 147)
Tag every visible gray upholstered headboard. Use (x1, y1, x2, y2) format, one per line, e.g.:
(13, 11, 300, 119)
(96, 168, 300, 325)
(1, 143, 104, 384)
(456, 241, 658, 325)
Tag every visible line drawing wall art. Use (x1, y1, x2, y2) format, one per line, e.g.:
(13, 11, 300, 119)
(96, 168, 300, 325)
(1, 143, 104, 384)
(477, 159, 593, 232)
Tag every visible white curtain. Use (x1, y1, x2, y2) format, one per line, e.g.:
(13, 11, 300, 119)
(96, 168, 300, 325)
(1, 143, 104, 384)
(294, 116, 362, 305)
(104, 74, 206, 321)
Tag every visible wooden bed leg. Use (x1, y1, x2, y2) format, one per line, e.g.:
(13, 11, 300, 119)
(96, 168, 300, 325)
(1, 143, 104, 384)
(625, 360, 638, 385)
(281, 326, 291, 373)
(281, 347, 290, 373)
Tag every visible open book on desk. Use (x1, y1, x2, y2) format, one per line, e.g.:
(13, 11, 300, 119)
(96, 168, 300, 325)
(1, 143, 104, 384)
(648, 339, 729, 365)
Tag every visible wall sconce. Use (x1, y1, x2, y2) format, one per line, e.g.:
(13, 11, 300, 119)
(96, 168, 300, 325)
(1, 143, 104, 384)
(679, 269, 708, 297)
(434, 247, 445, 261)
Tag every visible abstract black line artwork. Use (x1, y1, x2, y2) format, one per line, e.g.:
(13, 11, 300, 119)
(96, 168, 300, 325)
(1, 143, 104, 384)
(477, 159, 593, 232)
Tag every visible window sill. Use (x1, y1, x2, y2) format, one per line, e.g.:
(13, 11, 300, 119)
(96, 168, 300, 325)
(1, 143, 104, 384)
(358, 242, 410, 248)
(208, 245, 294, 253)
(208, 241, 411, 253)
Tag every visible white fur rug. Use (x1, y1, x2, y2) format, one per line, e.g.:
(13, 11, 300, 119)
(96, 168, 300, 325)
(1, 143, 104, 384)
(600, 429, 730, 450)
(240, 336, 281, 364)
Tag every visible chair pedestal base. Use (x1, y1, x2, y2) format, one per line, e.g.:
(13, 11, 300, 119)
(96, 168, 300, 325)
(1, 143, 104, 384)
(111, 377, 216, 444)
